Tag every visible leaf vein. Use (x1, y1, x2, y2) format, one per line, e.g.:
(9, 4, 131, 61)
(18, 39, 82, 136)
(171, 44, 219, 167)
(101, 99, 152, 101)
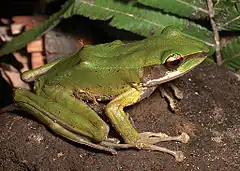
(176, 0, 208, 14)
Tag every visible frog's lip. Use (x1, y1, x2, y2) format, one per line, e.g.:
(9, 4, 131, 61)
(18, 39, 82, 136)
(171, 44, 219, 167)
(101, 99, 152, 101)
(143, 51, 208, 87)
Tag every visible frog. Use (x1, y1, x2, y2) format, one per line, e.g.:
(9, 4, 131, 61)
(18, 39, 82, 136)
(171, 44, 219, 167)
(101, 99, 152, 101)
(14, 27, 209, 162)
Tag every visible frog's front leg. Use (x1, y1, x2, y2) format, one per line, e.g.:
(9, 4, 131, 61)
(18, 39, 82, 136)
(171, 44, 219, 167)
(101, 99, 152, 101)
(105, 88, 189, 161)
(159, 82, 183, 112)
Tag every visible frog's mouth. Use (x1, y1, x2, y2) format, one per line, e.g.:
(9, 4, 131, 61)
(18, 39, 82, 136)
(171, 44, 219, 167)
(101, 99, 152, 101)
(143, 51, 208, 87)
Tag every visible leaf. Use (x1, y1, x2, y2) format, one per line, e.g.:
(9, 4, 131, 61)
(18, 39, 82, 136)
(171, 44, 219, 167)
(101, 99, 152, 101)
(221, 37, 240, 71)
(214, 1, 240, 31)
(0, 0, 75, 57)
(136, 0, 209, 19)
(0, 0, 214, 57)
(67, 0, 214, 46)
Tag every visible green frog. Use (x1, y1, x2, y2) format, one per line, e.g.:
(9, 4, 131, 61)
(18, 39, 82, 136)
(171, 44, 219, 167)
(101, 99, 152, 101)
(14, 27, 209, 161)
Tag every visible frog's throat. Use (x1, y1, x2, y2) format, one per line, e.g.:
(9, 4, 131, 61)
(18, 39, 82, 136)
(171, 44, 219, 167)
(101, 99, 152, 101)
(143, 70, 184, 87)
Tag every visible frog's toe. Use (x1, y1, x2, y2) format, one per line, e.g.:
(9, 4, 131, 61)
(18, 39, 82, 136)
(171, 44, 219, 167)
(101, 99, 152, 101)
(136, 143, 185, 162)
(139, 132, 189, 144)
(102, 141, 186, 161)
(105, 137, 121, 144)
(131, 132, 189, 161)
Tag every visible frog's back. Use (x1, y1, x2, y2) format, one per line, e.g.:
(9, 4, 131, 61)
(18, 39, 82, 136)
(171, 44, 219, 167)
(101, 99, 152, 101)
(38, 40, 158, 96)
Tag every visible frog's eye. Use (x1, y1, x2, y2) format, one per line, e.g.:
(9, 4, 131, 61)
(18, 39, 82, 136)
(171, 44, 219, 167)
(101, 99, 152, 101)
(165, 54, 183, 70)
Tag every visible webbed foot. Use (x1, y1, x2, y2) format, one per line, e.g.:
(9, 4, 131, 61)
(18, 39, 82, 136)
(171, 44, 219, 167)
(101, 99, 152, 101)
(139, 132, 189, 144)
(100, 132, 189, 162)
(135, 132, 189, 161)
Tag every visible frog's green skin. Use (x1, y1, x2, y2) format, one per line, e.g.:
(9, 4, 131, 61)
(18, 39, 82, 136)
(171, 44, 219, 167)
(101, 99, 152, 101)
(14, 27, 209, 161)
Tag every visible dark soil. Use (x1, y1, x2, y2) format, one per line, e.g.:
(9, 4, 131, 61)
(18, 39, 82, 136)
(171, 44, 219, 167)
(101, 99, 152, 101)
(0, 64, 240, 171)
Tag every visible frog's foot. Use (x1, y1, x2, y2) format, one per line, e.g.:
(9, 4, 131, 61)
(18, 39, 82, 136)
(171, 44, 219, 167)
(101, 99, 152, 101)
(136, 132, 189, 161)
(159, 83, 183, 112)
(136, 142, 185, 162)
(104, 137, 121, 144)
(167, 83, 183, 100)
(138, 132, 189, 144)
(100, 132, 189, 162)
(159, 87, 176, 111)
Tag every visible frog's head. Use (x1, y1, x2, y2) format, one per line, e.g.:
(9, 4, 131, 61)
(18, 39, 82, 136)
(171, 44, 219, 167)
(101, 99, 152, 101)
(143, 26, 209, 86)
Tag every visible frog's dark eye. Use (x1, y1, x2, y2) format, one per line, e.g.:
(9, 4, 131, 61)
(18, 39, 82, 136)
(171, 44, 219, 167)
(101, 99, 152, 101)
(165, 54, 183, 70)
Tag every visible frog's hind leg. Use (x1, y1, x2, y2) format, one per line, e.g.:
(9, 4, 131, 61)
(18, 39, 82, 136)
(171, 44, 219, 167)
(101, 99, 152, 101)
(22, 50, 80, 82)
(14, 88, 117, 154)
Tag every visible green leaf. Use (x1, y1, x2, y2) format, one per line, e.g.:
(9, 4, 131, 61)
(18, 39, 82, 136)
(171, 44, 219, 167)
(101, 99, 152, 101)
(215, 1, 240, 31)
(136, 0, 209, 19)
(67, 0, 214, 46)
(0, 0, 214, 57)
(221, 37, 240, 71)
(0, 0, 75, 57)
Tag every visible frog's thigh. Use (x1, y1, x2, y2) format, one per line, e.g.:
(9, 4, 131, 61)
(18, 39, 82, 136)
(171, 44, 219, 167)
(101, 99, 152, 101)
(22, 58, 62, 81)
(14, 88, 109, 144)
(22, 51, 79, 81)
